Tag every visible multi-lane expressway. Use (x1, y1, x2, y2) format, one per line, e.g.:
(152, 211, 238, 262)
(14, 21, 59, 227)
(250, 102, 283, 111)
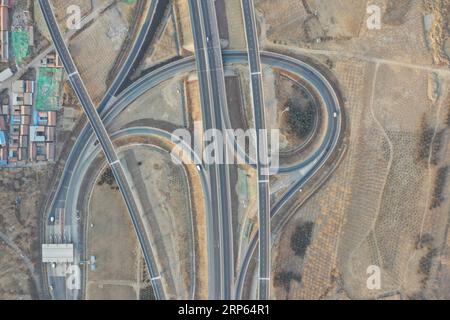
(40, 0, 342, 300)
(189, 0, 234, 299)
(44, 51, 342, 300)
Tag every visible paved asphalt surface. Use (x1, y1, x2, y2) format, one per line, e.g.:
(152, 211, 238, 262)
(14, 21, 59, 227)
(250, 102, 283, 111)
(67, 126, 211, 299)
(40, 0, 341, 299)
(41, 0, 165, 299)
(39, 0, 165, 300)
(189, 0, 234, 299)
(76, 51, 342, 300)
(233, 52, 342, 298)
(107, 51, 342, 300)
(241, 0, 271, 299)
(43, 48, 341, 300)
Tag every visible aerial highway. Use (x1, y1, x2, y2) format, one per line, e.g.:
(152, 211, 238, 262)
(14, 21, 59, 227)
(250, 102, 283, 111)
(40, 1, 167, 300)
(70, 51, 341, 300)
(188, 0, 223, 299)
(38, 0, 165, 300)
(189, 0, 234, 299)
(43, 49, 342, 299)
(66, 126, 211, 299)
(241, 0, 272, 300)
(40, 3, 342, 296)
(234, 52, 343, 298)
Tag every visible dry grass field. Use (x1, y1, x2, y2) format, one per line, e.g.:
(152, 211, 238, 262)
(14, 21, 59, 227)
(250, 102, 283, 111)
(86, 178, 141, 300)
(109, 76, 187, 132)
(0, 244, 35, 300)
(138, 12, 179, 72)
(0, 167, 56, 299)
(264, 0, 450, 300)
(174, 0, 194, 53)
(120, 145, 195, 300)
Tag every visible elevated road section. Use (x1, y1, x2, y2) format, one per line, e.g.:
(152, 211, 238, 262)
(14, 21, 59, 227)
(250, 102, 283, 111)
(234, 51, 343, 299)
(188, 0, 222, 299)
(241, 0, 271, 300)
(189, 0, 234, 299)
(39, 0, 165, 300)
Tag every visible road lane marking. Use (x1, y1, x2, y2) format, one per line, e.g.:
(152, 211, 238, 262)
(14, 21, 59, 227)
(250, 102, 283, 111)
(110, 160, 121, 166)
(199, 67, 224, 73)
(68, 71, 79, 78)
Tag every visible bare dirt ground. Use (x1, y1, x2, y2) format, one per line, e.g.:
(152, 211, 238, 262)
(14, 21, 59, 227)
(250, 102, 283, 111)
(173, 0, 194, 53)
(68, 0, 138, 104)
(273, 71, 322, 154)
(51, 0, 93, 32)
(223, 0, 247, 50)
(257, 0, 431, 65)
(87, 283, 138, 300)
(264, 0, 450, 300)
(86, 177, 141, 300)
(137, 10, 179, 73)
(272, 57, 450, 300)
(226, 74, 248, 132)
(109, 76, 187, 132)
(234, 165, 258, 274)
(263, 64, 328, 168)
(228, 64, 253, 128)
(271, 56, 376, 300)
(0, 167, 55, 299)
(186, 77, 203, 127)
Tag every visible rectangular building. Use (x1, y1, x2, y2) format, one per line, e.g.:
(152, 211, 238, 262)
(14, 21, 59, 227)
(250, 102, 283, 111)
(42, 244, 74, 263)
(0, 68, 13, 82)
(0, 1, 9, 63)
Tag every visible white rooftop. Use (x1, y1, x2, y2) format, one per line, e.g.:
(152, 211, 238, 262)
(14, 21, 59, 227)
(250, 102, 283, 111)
(42, 244, 74, 263)
(0, 68, 13, 82)
(30, 126, 46, 142)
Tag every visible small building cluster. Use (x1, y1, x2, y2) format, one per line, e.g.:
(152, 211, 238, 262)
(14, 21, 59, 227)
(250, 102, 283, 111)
(1, 73, 59, 166)
(0, 1, 64, 167)
(6, 79, 57, 164)
(40, 51, 62, 68)
(29, 109, 56, 162)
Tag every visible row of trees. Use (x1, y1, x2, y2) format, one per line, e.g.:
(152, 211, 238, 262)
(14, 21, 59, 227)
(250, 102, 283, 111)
(430, 166, 448, 209)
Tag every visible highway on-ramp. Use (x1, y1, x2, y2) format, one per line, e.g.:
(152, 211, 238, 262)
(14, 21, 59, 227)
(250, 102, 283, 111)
(233, 51, 343, 298)
(40, 14, 342, 298)
(95, 51, 343, 301)
(39, 0, 165, 300)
